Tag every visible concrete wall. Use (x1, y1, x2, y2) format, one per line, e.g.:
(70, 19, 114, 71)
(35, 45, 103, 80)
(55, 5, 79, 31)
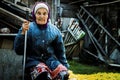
(0, 49, 23, 80)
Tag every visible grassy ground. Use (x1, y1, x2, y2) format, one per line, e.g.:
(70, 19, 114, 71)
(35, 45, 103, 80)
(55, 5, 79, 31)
(68, 60, 120, 80)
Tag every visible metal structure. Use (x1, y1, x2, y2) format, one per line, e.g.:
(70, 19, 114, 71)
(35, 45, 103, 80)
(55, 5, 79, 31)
(77, 6, 120, 67)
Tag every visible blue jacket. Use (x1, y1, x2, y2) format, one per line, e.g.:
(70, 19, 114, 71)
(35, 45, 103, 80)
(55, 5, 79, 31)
(14, 22, 69, 70)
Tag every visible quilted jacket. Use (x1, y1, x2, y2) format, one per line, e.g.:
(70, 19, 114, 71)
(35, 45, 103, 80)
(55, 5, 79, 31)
(14, 22, 69, 70)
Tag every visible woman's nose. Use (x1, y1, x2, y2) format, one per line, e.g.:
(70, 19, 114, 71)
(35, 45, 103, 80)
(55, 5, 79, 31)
(40, 14, 44, 18)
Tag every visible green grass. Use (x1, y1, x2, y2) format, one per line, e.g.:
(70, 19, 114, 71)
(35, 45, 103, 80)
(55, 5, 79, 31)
(68, 60, 120, 74)
(68, 60, 120, 80)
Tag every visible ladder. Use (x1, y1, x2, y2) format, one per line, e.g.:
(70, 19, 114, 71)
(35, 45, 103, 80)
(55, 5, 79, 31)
(77, 6, 120, 66)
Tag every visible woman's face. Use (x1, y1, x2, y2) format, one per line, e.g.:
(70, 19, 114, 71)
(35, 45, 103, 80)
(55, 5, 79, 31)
(35, 8, 48, 25)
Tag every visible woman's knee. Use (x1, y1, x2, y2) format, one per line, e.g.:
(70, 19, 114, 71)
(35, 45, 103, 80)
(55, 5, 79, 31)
(54, 70, 69, 80)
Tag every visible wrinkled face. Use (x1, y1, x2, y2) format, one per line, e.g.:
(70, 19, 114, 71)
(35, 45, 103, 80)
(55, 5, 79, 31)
(35, 8, 48, 25)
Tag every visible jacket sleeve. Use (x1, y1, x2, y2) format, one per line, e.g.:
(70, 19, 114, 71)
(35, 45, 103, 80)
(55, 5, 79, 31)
(54, 30, 70, 69)
(14, 27, 32, 55)
(14, 28, 25, 55)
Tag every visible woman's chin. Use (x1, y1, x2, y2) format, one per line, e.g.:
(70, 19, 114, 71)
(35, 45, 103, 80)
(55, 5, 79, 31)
(37, 22, 47, 25)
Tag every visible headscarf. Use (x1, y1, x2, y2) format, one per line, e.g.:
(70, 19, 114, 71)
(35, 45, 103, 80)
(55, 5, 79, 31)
(31, 2, 50, 29)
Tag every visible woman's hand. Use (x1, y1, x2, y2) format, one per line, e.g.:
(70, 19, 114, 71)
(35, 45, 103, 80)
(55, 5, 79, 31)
(21, 20, 30, 35)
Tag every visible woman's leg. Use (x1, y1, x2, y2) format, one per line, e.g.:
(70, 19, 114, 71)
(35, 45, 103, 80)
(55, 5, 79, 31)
(45, 57, 69, 80)
(53, 70, 69, 80)
(51, 64, 69, 80)
(26, 63, 52, 80)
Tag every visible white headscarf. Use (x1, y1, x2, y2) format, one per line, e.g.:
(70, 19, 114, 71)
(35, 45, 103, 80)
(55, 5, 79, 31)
(34, 3, 49, 14)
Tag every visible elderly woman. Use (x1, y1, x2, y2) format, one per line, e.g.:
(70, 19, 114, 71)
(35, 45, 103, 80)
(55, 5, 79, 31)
(14, 2, 69, 80)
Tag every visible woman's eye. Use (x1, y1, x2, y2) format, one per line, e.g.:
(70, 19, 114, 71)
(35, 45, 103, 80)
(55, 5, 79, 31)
(36, 12, 41, 15)
(36, 12, 48, 16)
(43, 12, 47, 15)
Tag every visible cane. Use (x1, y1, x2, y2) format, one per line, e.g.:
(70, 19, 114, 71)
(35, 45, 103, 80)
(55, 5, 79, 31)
(22, 8, 29, 80)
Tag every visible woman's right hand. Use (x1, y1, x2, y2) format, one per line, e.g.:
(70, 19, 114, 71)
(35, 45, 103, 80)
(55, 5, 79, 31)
(21, 20, 30, 35)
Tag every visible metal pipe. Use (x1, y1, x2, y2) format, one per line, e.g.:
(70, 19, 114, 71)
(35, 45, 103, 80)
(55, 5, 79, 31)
(0, 33, 17, 36)
(22, 4, 29, 80)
